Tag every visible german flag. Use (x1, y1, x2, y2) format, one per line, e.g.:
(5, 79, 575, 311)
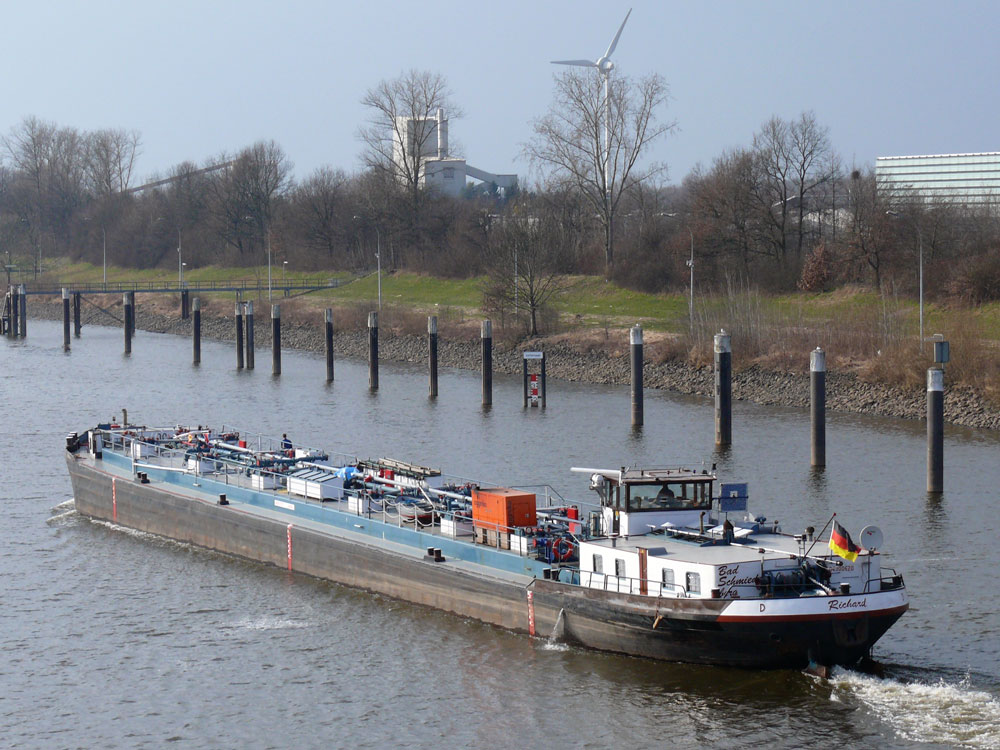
(829, 520, 861, 562)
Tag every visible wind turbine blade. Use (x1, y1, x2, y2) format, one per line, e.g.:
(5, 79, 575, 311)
(604, 8, 632, 59)
(551, 59, 598, 67)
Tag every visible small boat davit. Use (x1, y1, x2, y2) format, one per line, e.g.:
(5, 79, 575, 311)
(65, 420, 908, 671)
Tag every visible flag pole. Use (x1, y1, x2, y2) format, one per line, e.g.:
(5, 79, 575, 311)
(804, 512, 837, 558)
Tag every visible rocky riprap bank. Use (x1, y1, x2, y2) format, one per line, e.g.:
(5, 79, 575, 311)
(28, 298, 1000, 430)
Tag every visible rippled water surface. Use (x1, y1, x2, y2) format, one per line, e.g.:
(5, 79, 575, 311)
(3, 320, 1000, 749)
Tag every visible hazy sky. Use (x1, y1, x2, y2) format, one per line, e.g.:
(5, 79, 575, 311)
(2, 0, 997, 188)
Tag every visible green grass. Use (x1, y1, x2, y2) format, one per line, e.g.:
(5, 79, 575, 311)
(34, 259, 1000, 343)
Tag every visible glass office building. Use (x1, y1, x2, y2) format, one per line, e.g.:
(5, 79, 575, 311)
(875, 152, 1000, 204)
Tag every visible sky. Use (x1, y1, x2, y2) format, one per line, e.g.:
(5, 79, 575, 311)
(2, 0, 998, 189)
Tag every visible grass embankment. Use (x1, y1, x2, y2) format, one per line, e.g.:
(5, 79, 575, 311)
(35, 261, 1000, 403)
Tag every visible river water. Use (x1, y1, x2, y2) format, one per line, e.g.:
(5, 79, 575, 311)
(3, 320, 999, 749)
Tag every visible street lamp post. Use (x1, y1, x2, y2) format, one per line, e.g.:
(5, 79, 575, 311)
(684, 226, 694, 332)
(353, 216, 381, 312)
(181, 262, 186, 285)
(177, 228, 183, 287)
(102, 226, 107, 287)
(887, 211, 924, 349)
(283, 260, 288, 289)
(267, 227, 272, 301)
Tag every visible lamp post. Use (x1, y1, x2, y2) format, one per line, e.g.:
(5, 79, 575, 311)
(177, 228, 183, 287)
(887, 210, 924, 349)
(283, 260, 288, 287)
(181, 262, 186, 285)
(267, 226, 272, 301)
(353, 216, 381, 312)
(102, 226, 107, 287)
(684, 226, 694, 332)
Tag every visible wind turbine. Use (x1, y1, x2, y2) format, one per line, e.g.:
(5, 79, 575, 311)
(551, 8, 632, 200)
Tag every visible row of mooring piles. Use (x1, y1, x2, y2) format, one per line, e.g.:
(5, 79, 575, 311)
(85, 292, 949, 493)
(624, 324, 948, 493)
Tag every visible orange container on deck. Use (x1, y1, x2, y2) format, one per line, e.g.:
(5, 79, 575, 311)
(471, 487, 537, 531)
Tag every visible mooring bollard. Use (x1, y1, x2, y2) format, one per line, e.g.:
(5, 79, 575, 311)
(631, 324, 643, 427)
(127, 291, 135, 341)
(18, 284, 27, 338)
(192, 297, 201, 365)
(271, 304, 281, 376)
(62, 288, 70, 351)
(73, 292, 81, 337)
(123, 292, 132, 355)
(715, 330, 732, 446)
(481, 319, 493, 407)
(235, 302, 244, 369)
(811, 347, 826, 467)
(428, 315, 438, 399)
(368, 311, 379, 390)
(181, 289, 189, 320)
(927, 367, 944, 493)
(325, 308, 335, 382)
(10, 285, 19, 337)
(245, 300, 255, 370)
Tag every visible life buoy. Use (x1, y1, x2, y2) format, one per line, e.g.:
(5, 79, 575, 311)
(551, 537, 574, 562)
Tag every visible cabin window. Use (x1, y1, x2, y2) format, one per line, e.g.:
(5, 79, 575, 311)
(592, 555, 603, 574)
(686, 571, 701, 595)
(662, 568, 675, 591)
(627, 482, 712, 512)
(443, 168, 455, 179)
(615, 558, 627, 578)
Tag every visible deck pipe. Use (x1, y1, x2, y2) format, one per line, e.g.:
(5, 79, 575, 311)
(192, 297, 201, 365)
(73, 292, 81, 337)
(325, 308, 335, 382)
(368, 311, 379, 390)
(927, 367, 944, 493)
(245, 300, 255, 370)
(18, 284, 27, 338)
(481, 319, 492, 406)
(428, 315, 438, 398)
(123, 292, 132, 355)
(810, 347, 826, 467)
(630, 324, 643, 426)
(714, 330, 732, 446)
(62, 288, 70, 351)
(235, 302, 244, 369)
(271, 304, 281, 376)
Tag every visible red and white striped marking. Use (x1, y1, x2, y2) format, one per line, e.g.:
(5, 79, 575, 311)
(286, 524, 293, 571)
(526, 590, 536, 636)
(112, 477, 117, 522)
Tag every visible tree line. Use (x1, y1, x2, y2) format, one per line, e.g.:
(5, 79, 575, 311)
(3, 71, 999, 323)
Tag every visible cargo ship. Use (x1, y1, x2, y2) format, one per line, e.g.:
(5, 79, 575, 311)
(64, 421, 908, 671)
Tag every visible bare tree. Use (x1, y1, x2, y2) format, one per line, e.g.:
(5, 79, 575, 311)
(293, 167, 349, 262)
(526, 68, 673, 277)
(85, 128, 142, 195)
(788, 111, 832, 255)
(358, 70, 460, 233)
(208, 141, 292, 263)
(482, 199, 575, 336)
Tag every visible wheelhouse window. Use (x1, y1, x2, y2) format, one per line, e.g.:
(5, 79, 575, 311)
(686, 572, 701, 595)
(627, 481, 712, 512)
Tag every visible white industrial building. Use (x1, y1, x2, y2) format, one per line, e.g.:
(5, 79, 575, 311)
(876, 152, 1000, 204)
(393, 109, 517, 198)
